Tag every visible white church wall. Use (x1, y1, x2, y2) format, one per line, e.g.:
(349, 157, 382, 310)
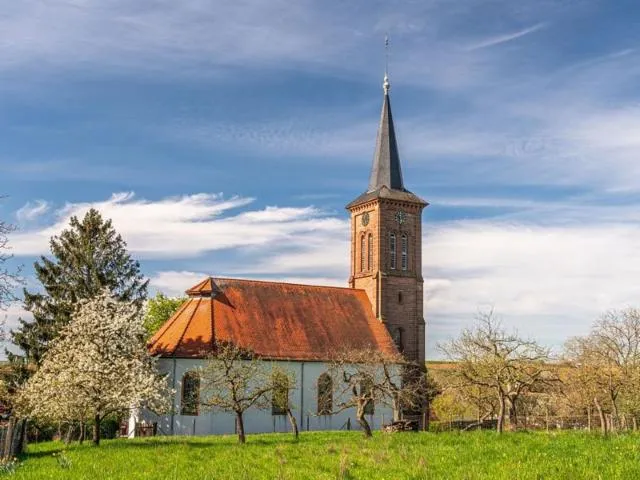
(139, 357, 394, 436)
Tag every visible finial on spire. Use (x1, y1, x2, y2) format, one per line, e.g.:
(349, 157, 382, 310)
(383, 34, 390, 95)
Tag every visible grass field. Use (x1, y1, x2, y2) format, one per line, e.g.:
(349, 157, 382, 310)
(11, 430, 640, 479)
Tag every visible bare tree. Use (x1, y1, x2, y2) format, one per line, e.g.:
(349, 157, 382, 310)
(270, 365, 299, 439)
(563, 309, 640, 433)
(439, 310, 555, 433)
(0, 216, 22, 310)
(325, 348, 424, 437)
(199, 342, 272, 444)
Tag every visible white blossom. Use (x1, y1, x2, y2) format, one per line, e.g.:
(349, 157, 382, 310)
(16, 291, 172, 427)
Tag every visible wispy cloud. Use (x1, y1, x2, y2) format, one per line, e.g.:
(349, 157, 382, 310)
(11, 192, 344, 259)
(16, 200, 49, 223)
(465, 23, 547, 51)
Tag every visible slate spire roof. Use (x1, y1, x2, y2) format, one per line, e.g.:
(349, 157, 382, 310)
(346, 74, 427, 209)
(368, 74, 405, 192)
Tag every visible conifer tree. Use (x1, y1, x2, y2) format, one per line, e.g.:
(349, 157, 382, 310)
(8, 208, 148, 369)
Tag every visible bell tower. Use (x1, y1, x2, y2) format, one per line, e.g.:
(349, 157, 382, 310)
(346, 72, 428, 364)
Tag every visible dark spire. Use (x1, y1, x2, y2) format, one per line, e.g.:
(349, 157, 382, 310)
(368, 74, 405, 192)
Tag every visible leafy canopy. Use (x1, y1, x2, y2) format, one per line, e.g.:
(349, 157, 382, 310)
(143, 292, 186, 339)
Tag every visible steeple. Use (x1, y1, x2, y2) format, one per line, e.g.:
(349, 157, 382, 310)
(368, 73, 404, 192)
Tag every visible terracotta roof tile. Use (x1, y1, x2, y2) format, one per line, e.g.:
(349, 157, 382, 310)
(148, 277, 398, 361)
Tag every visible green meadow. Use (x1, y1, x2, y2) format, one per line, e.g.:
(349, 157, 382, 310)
(12, 431, 640, 479)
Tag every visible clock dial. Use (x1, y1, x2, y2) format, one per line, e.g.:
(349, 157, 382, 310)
(395, 210, 406, 225)
(361, 212, 370, 226)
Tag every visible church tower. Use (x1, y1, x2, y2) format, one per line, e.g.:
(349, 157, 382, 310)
(346, 73, 428, 364)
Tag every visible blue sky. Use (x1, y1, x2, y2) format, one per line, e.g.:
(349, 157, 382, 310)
(2, 0, 640, 359)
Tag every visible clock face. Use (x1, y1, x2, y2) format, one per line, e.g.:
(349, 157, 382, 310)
(395, 210, 407, 225)
(361, 212, 370, 227)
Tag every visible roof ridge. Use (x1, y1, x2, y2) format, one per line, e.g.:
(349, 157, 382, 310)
(211, 276, 362, 292)
(171, 297, 203, 356)
(147, 299, 192, 347)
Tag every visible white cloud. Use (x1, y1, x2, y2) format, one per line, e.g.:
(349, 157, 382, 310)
(16, 200, 49, 223)
(11, 192, 344, 259)
(465, 23, 547, 51)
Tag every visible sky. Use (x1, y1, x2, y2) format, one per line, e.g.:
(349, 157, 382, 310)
(2, 0, 640, 359)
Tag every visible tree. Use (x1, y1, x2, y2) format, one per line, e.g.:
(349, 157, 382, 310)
(270, 365, 299, 439)
(563, 308, 640, 433)
(143, 292, 186, 339)
(439, 310, 555, 433)
(0, 215, 22, 310)
(199, 342, 272, 444)
(15, 291, 170, 445)
(325, 348, 423, 437)
(9, 208, 148, 367)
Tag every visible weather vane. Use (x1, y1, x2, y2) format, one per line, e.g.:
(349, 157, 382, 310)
(383, 33, 390, 94)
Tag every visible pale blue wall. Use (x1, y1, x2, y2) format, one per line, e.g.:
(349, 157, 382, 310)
(140, 358, 394, 436)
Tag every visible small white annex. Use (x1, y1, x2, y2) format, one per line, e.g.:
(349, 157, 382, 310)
(133, 277, 399, 436)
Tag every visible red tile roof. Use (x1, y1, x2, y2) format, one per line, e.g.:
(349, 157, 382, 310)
(148, 277, 398, 361)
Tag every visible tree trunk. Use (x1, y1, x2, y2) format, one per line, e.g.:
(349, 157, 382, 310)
(286, 409, 299, 440)
(16, 420, 27, 456)
(611, 399, 618, 432)
(235, 412, 246, 444)
(633, 416, 638, 432)
(497, 395, 505, 434)
(64, 424, 74, 445)
(587, 407, 591, 432)
(3, 417, 16, 460)
(594, 397, 607, 435)
(507, 397, 518, 431)
(357, 406, 372, 438)
(79, 423, 85, 444)
(92, 415, 101, 446)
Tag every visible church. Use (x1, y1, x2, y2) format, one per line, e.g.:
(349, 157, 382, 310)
(136, 72, 428, 436)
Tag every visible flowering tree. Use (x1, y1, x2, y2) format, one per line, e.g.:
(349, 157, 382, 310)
(16, 291, 171, 445)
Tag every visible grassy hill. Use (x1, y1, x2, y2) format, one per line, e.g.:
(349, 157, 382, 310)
(12, 430, 640, 479)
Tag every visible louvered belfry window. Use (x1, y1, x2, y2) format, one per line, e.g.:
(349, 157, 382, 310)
(401, 234, 408, 271)
(389, 233, 396, 270)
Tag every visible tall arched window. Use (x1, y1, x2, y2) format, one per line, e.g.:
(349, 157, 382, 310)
(360, 235, 366, 272)
(392, 327, 404, 352)
(367, 234, 373, 270)
(389, 233, 397, 270)
(401, 234, 408, 271)
(317, 373, 333, 415)
(362, 379, 375, 415)
(271, 370, 289, 415)
(181, 371, 200, 416)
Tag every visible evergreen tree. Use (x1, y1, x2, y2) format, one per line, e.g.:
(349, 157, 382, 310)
(8, 209, 148, 368)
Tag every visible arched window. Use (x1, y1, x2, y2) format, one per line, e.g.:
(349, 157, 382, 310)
(392, 327, 404, 352)
(181, 371, 200, 416)
(367, 234, 373, 270)
(401, 234, 408, 271)
(271, 371, 289, 415)
(362, 378, 375, 415)
(360, 235, 366, 272)
(389, 233, 397, 270)
(317, 373, 333, 415)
